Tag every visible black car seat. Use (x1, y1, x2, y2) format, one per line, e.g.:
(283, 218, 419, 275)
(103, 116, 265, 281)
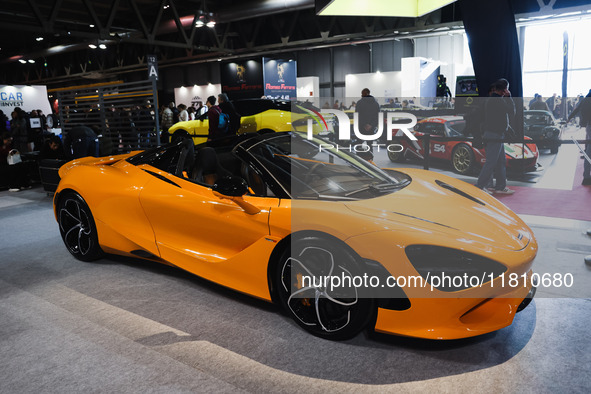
(193, 147, 231, 185)
(175, 138, 195, 177)
(240, 162, 267, 196)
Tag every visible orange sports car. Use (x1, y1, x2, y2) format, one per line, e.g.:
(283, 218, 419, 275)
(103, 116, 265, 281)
(54, 132, 537, 340)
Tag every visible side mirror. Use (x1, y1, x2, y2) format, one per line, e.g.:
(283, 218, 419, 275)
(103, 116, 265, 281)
(212, 176, 248, 197)
(212, 176, 260, 215)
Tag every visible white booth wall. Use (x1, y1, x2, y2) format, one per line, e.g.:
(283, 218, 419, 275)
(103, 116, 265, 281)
(296, 76, 320, 107)
(414, 34, 474, 96)
(344, 71, 402, 105)
(174, 84, 222, 110)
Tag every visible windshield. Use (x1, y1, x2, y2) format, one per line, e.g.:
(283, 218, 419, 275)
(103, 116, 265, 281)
(245, 133, 410, 200)
(447, 120, 466, 136)
(524, 113, 552, 125)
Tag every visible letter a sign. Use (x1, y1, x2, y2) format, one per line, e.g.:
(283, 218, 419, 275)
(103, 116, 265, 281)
(147, 54, 159, 80)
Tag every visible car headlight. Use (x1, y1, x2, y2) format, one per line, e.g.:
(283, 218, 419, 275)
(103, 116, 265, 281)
(405, 245, 507, 292)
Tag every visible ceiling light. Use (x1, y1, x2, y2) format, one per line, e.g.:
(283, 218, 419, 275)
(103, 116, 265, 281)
(318, 0, 457, 17)
(195, 20, 204, 27)
(36, 37, 44, 41)
(19, 59, 27, 64)
(89, 24, 95, 28)
(206, 21, 216, 28)
(99, 44, 107, 49)
(163, 5, 169, 9)
(89, 44, 97, 49)
(28, 59, 35, 63)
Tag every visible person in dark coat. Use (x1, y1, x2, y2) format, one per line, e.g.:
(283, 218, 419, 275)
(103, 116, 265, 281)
(218, 93, 241, 134)
(205, 96, 223, 141)
(355, 88, 380, 137)
(567, 89, 591, 185)
(40, 134, 67, 161)
(475, 78, 516, 195)
(63, 125, 98, 159)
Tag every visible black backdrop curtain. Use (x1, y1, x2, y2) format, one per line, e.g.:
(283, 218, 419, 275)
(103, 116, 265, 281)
(460, 0, 524, 140)
(459, 0, 523, 98)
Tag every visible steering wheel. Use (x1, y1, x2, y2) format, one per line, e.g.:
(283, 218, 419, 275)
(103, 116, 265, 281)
(304, 162, 325, 183)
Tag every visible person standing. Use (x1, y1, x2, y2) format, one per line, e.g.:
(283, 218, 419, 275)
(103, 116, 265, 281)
(356, 88, 380, 136)
(218, 93, 240, 134)
(476, 79, 516, 195)
(178, 104, 189, 122)
(530, 95, 550, 111)
(205, 96, 223, 141)
(161, 102, 174, 144)
(567, 89, 591, 185)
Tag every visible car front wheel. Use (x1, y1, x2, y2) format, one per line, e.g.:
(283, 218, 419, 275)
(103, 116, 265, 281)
(57, 192, 103, 262)
(275, 236, 375, 340)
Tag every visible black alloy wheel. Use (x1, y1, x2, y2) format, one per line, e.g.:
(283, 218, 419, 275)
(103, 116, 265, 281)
(275, 236, 375, 340)
(57, 192, 103, 262)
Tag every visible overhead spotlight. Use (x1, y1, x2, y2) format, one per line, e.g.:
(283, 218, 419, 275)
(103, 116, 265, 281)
(89, 24, 94, 28)
(99, 44, 107, 49)
(89, 44, 97, 49)
(217, 58, 222, 61)
(19, 59, 27, 64)
(28, 59, 35, 63)
(36, 37, 44, 41)
(163, 4, 169, 9)
(195, 14, 215, 28)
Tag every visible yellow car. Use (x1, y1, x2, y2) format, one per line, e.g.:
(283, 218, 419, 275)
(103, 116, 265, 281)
(168, 98, 333, 144)
(54, 132, 537, 340)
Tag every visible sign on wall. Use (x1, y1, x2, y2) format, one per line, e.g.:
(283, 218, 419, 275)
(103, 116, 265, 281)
(263, 57, 297, 100)
(0, 85, 52, 115)
(220, 59, 264, 100)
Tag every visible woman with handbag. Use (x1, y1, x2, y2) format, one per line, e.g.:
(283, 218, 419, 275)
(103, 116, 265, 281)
(0, 133, 30, 192)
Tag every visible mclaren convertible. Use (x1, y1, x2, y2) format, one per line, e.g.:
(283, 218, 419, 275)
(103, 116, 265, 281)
(54, 132, 537, 340)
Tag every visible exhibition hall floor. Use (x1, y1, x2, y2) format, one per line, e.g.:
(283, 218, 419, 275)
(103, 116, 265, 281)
(1, 144, 590, 392)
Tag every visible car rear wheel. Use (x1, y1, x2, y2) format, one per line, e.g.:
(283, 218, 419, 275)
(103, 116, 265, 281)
(550, 144, 559, 154)
(387, 149, 405, 163)
(57, 192, 103, 262)
(275, 236, 375, 340)
(452, 144, 475, 174)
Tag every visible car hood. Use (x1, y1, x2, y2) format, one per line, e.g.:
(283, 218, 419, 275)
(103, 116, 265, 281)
(344, 169, 532, 251)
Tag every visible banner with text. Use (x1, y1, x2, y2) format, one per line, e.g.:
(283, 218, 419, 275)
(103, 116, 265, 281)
(263, 57, 297, 100)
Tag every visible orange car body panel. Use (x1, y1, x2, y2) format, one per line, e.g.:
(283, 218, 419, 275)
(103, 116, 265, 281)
(55, 152, 536, 339)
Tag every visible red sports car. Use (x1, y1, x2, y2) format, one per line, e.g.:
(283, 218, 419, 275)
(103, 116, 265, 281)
(388, 116, 539, 175)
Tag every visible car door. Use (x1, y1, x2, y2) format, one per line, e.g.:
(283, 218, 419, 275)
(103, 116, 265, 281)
(137, 163, 277, 296)
(427, 123, 447, 159)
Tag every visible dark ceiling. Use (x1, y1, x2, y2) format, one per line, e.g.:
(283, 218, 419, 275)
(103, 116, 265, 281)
(0, 0, 589, 87)
(0, 0, 463, 86)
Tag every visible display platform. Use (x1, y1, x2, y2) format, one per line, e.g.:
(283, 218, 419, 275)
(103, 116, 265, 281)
(0, 185, 589, 392)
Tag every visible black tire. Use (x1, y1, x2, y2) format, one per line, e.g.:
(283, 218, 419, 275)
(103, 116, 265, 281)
(57, 192, 103, 262)
(387, 149, 405, 163)
(257, 128, 275, 135)
(275, 236, 375, 340)
(452, 144, 475, 175)
(550, 145, 559, 154)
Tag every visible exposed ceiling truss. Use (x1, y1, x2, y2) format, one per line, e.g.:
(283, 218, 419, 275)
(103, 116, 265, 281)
(1, 0, 589, 86)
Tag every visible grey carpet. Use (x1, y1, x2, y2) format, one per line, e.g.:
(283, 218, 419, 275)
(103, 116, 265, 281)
(1, 188, 590, 393)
